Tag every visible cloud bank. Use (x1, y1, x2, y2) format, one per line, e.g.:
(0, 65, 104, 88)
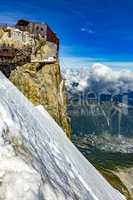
(63, 63, 133, 95)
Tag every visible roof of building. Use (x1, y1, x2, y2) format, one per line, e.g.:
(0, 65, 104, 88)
(16, 19, 46, 26)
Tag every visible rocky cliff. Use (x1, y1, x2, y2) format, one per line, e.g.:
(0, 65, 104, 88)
(10, 62, 71, 138)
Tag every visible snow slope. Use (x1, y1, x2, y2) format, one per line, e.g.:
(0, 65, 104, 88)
(0, 72, 126, 200)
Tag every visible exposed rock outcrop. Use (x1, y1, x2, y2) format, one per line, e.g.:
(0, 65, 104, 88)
(114, 167, 133, 199)
(10, 62, 71, 138)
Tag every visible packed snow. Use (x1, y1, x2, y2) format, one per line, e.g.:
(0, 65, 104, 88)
(0, 72, 126, 200)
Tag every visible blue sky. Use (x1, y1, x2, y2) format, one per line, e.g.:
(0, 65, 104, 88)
(0, 0, 133, 69)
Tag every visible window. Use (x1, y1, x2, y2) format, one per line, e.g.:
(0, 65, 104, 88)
(36, 26, 39, 30)
(3, 49, 8, 53)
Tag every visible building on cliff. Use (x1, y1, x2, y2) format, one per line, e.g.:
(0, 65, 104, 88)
(16, 19, 59, 63)
(0, 19, 72, 138)
(16, 19, 59, 49)
(0, 19, 59, 64)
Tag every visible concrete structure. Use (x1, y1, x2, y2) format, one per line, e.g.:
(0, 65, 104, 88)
(16, 19, 59, 48)
(31, 41, 58, 63)
(0, 19, 59, 65)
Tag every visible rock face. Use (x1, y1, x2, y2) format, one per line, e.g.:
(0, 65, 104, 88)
(114, 167, 133, 199)
(0, 72, 126, 200)
(10, 62, 71, 138)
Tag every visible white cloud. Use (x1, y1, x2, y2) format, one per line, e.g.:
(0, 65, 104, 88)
(63, 63, 133, 94)
(80, 27, 95, 34)
(80, 28, 86, 32)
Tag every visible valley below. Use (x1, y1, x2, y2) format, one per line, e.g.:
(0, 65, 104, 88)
(73, 133, 133, 153)
(73, 134, 133, 200)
